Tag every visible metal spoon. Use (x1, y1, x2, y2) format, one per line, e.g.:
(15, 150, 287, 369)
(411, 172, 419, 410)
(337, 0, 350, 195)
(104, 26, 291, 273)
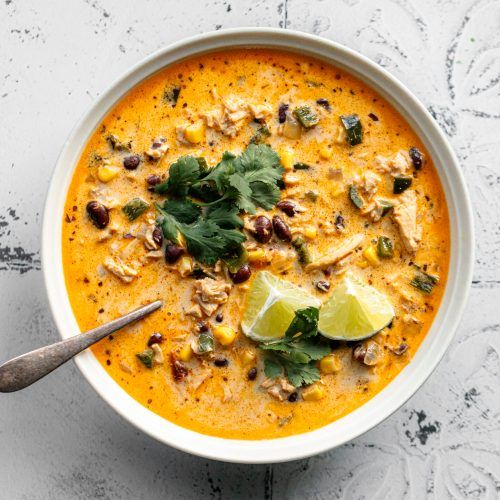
(0, 300, 162, 393)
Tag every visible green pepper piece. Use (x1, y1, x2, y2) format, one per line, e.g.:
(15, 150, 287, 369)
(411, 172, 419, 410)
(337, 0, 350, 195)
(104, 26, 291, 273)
(377, 236, 394, 259)
(293, 106, 319, 128)
(410, 270, 439, 294)
(198, 332, 214, 353)
(136, 348, 154, 368)
(340, 114, 363, 145)
(393, 176, 413, 194)
(249, 124, 271, 144)
(292, 236, 312, 265)
(349, 185, 363, 209)
(293, 162, 311, 170)
(378, 199, 394, 217)
(122, 197, 149, 221)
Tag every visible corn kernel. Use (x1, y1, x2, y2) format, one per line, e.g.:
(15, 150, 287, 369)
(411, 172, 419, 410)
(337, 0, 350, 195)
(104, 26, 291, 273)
(240, 349, 256, 366)
(320, 144, 332, 160)
(177, 255, 193, 277)
(247, 248, 267, 264)
(303, 226, 317, 240)
(302, 384, 326, 401)
(280, 149, 294, 171)
(319, 354, 342, 374)
(184, 120, 205, 144)
(177, 343, 192, 362)
(213, 325, 237, 346)
(356, 259, 369, 269)
(97, 164, 120, 183)
(363, 245, 380, 266)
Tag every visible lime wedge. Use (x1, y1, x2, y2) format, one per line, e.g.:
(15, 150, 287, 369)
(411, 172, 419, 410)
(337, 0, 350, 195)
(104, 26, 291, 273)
(241, 271, 321, 342)
(318, 274, 394, 340)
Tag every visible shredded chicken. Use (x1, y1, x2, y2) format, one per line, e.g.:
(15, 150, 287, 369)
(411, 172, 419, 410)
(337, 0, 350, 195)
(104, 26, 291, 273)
(97, 223, 119, 242)
(393, 190, 421, 253)
(262, 377, 296, 401)
(202, 88, 273, 137)
(119, 361, 133, 374)
(193, 277, 232, 316)
(89, 186, 120, 209)
(145, 137, 169, 160)
(221, 385, 233, 403)
(151, 344, 164, 364)
(103, 256, 138, 283)
(358, 171, 380, 200)
(375, 150, 411, 176)
(186, 303, 203, 319)
(402, 314, 423, 335)
(305, 233, 364, 272)
(143, 224, 160, 250)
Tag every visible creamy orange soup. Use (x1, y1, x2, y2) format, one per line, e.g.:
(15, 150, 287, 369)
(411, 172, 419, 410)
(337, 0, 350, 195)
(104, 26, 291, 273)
(62, 49, 449, 439)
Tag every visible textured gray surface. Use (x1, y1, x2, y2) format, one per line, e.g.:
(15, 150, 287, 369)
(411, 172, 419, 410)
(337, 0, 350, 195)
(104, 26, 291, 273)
(1, 0, 499, 498)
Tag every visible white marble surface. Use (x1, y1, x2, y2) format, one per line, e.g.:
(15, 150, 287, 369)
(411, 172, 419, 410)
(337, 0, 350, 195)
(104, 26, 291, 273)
(1, 0, 499, 498)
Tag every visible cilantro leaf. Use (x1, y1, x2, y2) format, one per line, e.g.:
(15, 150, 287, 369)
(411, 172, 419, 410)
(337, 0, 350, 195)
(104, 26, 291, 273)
(206, 204, 243, 229)
(260, 338, 330, 363)
(200, 152, 237, 193)
(155, 205, 180, 243)
(282, 360, 321, 387)
(285, 307, 320, 339)
(264, 358, 283, 378)
(248, 181, 281, 210)
(227, 173, 256, 213)
(160, 199, 201, 224)
(236, 143, 282, 173)
(155, 156, 201, 197)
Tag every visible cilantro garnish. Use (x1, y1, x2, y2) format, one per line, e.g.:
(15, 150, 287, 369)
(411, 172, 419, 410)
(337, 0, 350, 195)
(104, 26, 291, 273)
(154, 144, 284, 266)
(260, 307, 331, 387)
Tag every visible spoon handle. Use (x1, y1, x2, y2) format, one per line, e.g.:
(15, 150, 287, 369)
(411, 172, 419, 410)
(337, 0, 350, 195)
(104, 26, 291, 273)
(0, 300, 162, 393)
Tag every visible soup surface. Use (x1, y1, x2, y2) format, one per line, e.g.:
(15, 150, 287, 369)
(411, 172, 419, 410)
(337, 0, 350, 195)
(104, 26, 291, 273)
(62, 49, 449, 439)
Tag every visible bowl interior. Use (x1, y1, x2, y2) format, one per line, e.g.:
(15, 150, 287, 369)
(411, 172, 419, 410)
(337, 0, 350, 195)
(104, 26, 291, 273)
(42, 28, 474, 463)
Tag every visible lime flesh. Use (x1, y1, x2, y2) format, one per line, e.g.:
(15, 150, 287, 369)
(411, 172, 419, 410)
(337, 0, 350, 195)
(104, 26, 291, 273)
(318, 274, 394, 341)
(241, 271, 321, 342)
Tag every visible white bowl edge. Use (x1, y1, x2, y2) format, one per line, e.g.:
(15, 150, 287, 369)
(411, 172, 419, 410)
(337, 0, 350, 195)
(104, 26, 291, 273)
(41, 28, 474, 464)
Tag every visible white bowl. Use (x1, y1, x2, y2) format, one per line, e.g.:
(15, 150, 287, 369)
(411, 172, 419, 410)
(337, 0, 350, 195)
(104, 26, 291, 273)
(42, 28, 474, 463)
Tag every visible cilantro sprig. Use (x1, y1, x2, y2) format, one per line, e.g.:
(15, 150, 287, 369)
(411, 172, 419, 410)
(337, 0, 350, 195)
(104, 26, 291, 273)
(154, 145, 284, 266)
(260, 307, 331, 387)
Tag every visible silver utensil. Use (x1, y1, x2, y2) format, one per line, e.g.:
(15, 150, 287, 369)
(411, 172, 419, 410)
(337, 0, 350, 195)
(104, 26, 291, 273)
(0, 300, 162, 393)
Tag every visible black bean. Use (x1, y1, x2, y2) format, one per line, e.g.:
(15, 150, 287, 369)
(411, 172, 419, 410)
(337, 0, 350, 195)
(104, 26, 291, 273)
(334, 214, 345, 230)
(165, 244, 184, 264)
(247, 367, 257, 381)
(197, 322, 209, 333)
(315, 280, 331, 292)
(272, 216, 292, 242)
(86, 201, 109, 229)
(147, 332, 163, 346)
(316, 98, 331, 111)
(123, 154, 141, 170)
(215, 313, 223, 323)
(368, 112, 379, 121)
(409, 147, 424, 170)
(230, 264, 251, 284)
(146, 174, 161, 191)
(214, 357, 229, 367)
(288, 392, 298, 402)
(252, 215, 273, 243)
(276, 200, 296, 217)
(278, 103, 289, 123)
(152, 226, 163, 247)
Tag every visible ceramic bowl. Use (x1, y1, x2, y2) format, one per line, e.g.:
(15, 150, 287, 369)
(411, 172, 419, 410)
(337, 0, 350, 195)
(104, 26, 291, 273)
(42, 28, 474, 463)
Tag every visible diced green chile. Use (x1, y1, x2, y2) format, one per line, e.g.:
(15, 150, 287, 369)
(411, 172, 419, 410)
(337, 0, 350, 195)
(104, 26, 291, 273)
(250, 124, 271, 144)
(378, 199, 394, 217)
(122, 198, 150, 220)
(136, 348, 154, 368)
(349, 185, 363, 209)
(198, 332, 214, 353)
(377, 236, 394, 259)
(293, 162, 311, 170)
(393, 176, 413, 194)
(293, 106, 319, 128)
(340, 114, 363, 146)
(411, 270, 439, 294)
(292, 236, 312, 265)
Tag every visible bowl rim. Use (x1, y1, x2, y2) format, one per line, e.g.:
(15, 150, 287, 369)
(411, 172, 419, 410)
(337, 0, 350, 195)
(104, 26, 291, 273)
(41, 27, 474, 464)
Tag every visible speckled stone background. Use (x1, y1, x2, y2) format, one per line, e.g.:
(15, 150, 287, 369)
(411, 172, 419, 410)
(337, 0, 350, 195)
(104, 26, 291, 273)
(1, 0, 499, 498)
